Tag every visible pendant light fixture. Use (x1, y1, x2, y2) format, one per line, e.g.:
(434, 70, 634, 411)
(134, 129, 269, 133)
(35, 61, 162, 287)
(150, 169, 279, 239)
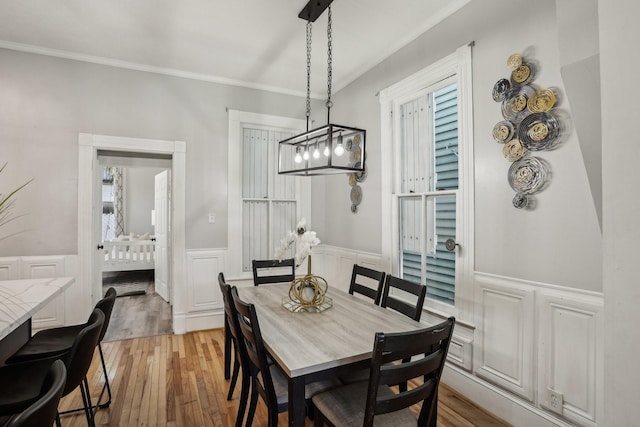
(278, 0, 366, 176)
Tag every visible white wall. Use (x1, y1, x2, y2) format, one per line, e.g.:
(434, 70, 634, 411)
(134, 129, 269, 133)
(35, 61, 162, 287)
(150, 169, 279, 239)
(125, 166, 166, 236)
(0, 48, 321, 256)
(318, 0, 602, 293)
(599, 0, 640, 424)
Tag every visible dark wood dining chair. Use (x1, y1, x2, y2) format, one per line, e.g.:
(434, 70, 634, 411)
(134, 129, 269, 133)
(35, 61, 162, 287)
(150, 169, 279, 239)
(230, 287, 339, 426)
(348, 264, 386, 305)
(312, 317, 456, 427)
(380, 274, 427, 321)
(217, 273, 250, 427)
(252, 258, 295, 286)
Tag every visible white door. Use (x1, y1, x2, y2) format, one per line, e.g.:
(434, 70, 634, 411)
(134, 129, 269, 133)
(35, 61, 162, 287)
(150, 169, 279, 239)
(154, 170, 170, 303)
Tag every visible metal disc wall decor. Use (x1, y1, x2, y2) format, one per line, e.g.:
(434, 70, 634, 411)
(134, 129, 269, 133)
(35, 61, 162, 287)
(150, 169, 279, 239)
(502, 139, 526, 162)
(346, 139, 367, 214)
(508, 157, 548, 194)
(493, 120, 515, 143)
(527, 89, 556, 113)
(492, 78, 511, 102)
(502, 85, 535, 123)
(518, 112, 560, 151)
(492, 53, 565, 208)
(511, 63, 535, 85)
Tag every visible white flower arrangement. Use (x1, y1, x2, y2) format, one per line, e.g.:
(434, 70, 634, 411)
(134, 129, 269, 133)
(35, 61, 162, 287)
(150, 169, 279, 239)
(274, 218, 320, 267)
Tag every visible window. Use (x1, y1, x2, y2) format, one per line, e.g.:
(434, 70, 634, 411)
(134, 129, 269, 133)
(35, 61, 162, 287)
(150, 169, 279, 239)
(380, 45, 473, 318)
(228, 111, 309, 277)
(241, 128, 297, 271)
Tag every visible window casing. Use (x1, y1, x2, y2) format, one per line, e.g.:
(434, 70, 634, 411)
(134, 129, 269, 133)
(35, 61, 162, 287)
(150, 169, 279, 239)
(379, 45, 474, 321)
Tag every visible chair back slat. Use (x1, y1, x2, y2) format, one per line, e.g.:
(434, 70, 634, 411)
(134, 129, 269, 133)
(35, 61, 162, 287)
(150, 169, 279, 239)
(230, 287, 278, 410)
(364, 317, 455, 427)
(380, 275, 426, 321)
(252, 259, 295, 286)
(349, 265, 386, 305)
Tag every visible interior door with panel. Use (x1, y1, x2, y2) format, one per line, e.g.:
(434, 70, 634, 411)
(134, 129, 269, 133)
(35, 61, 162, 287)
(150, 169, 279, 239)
(154, 170, 170, 303)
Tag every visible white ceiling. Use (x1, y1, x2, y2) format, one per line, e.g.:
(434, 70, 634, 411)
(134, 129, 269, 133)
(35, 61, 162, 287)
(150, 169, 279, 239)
(0, 0, 470, 98)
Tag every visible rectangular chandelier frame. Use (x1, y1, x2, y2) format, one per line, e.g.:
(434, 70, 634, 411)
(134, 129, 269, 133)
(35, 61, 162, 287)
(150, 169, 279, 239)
(278, 123, 366, 176)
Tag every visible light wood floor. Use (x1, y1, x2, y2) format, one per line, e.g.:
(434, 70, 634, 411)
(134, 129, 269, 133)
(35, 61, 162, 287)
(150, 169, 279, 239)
(57, 329, 510, 427)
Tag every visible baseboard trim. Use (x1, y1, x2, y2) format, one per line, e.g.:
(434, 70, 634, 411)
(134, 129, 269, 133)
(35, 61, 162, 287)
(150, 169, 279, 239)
(174, 310, 224, 335)
(443, 364, 572, 427)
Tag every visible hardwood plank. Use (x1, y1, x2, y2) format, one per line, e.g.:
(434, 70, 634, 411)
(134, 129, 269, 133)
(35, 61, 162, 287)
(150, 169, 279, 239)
(57, 329, 510, 427)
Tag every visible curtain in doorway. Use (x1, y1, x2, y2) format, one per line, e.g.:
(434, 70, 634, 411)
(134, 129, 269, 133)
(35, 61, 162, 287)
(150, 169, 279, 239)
(113, 167, 125, 237)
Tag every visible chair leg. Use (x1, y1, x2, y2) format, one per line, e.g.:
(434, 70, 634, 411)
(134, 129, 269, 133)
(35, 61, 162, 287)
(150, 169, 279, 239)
(58, 343, 112, 416)
(80, 377, 96, 427)
(55, 412, 62, 427)
(245, 385, 258, 427)
(235, 372, 250, 427)
(227, 350, 240, 400)
(96, 343, 112, 408)
(224, 320, 232, 380)
(314, 409, 325, 427)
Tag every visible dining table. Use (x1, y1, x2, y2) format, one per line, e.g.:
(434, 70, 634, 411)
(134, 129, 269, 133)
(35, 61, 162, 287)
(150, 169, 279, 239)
(237, 282, 426, 427)
(0, 277, 75, 365)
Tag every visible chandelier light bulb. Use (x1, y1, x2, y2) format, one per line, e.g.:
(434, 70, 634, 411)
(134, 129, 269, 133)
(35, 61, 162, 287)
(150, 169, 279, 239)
(312, 144, 320, 159)
(294, 148, 303, 164)
(323, 143, 330, 157)
(302, 147, 310, 161)
(334, 133, 345, 156)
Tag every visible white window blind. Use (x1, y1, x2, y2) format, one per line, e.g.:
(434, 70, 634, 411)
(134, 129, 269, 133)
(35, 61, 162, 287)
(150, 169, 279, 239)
(398, 82, 458, 305)
(241, 127, 297, 272)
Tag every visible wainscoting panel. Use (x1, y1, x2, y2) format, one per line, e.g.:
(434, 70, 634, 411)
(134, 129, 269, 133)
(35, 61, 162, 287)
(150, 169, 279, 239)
(476, 279, 535, 401)
(186, 250, 225, 313)
(19, 256, 66, 329)
(538, 290, 603, 427)
(0, 258, 19, 280)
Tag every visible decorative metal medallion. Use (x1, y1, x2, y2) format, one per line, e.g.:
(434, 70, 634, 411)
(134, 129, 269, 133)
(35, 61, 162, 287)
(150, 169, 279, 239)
(502, 85, 535, 123)
(354, 163, 367, 182)
(350, 146, 362, 162)
(527, 88, 556, 113)
(518, 112, 560, 151)
(350, 184, 363, 205)
(492, 78, 511, 102)
(508, 157, 548, 194)
(492, 120, 515, 143)
(348, 173, 357, 186)
(512, 192, 529, 209)
(511, 63, 535, 85)
(507, 53, 523, 70)
(353, 134, 361, 145)
(502, 139, 526, 162)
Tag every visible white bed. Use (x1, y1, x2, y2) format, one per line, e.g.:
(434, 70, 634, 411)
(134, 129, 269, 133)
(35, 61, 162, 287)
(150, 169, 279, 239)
(102, 239, 155, 272)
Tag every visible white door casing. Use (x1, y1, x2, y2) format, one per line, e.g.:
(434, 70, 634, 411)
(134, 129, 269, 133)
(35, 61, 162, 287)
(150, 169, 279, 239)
(78, 133, 186, 332)
(154, 170, 170, 303)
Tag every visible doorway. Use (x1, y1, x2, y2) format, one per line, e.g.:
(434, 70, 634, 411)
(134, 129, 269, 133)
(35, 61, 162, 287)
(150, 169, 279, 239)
(97, 154, 172, 340)
(77, 134, 187, 337)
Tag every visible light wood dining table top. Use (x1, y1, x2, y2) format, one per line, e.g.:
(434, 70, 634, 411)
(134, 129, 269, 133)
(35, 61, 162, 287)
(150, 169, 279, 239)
(237, 282, 424, 378)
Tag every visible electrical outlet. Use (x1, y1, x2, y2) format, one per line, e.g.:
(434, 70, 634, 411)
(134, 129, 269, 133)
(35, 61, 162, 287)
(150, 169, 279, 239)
(544, 387, 564, 416)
